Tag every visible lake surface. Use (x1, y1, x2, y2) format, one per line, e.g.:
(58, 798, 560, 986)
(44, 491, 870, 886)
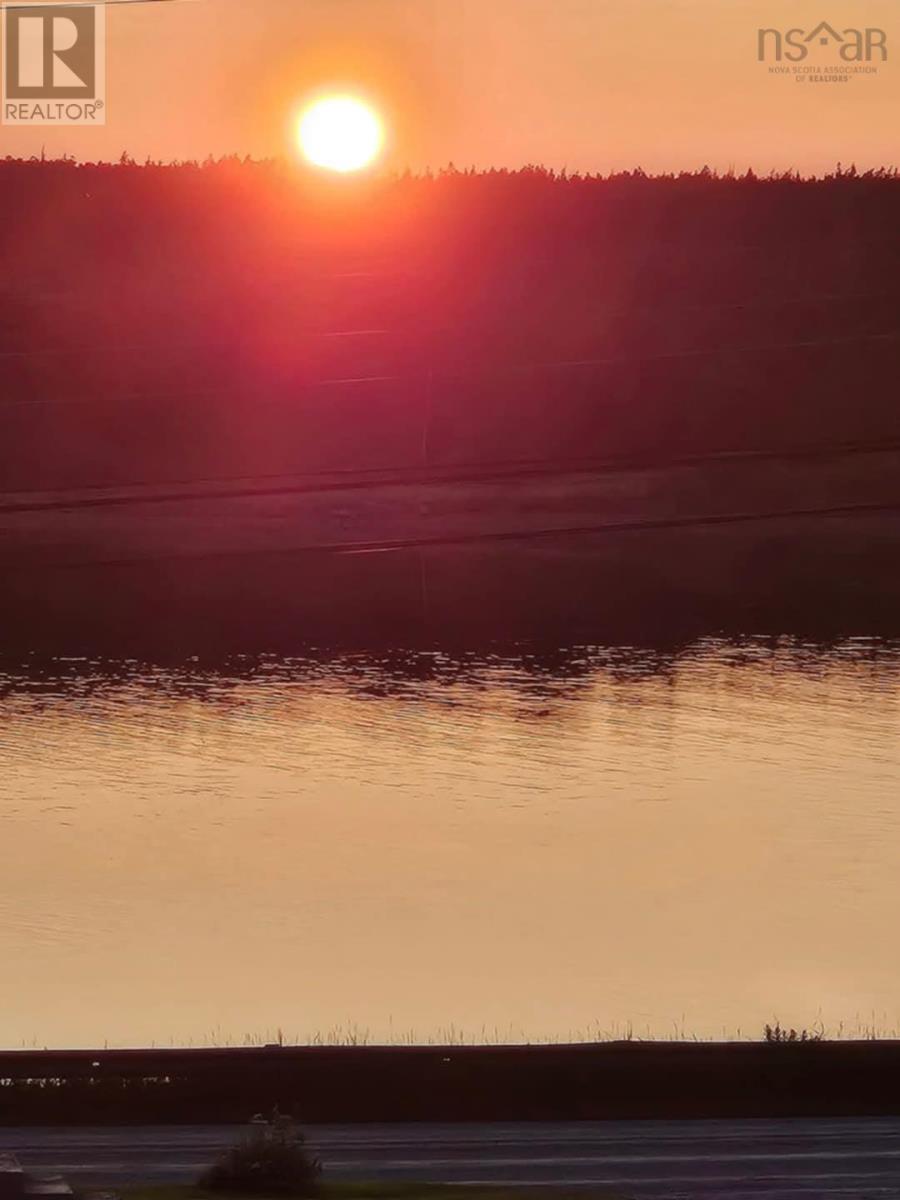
(2, 620, 899, 1049)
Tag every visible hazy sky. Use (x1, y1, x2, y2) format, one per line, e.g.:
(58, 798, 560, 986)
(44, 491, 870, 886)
(1, 0, 897, 172)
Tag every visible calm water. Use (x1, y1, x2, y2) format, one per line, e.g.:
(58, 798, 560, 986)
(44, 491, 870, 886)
(2, 633, 899, 1049)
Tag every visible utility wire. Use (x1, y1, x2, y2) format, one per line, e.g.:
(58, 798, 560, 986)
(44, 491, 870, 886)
(4, 1, 189, 9)
(2, 438, 900, 515)
(1, 290, 896, 361)
(0, 329, 896, 409)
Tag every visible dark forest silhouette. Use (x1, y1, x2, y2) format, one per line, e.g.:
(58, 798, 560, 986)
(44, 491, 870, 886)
(1, 159, 899, 491)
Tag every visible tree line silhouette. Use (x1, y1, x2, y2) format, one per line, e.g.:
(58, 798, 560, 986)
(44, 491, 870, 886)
(1, 158, 898, 492)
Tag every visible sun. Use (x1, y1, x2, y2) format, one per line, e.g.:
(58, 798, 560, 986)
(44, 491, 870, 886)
(297, 96, 384, 173)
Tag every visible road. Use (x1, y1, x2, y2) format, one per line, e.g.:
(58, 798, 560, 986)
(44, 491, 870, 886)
(2, 1121, 900, 1199)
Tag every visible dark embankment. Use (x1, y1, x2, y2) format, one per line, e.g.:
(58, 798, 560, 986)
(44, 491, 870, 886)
(2, 511, 900, 659)
(2, 161, 899, 494)
(2, 1041, 900, 1124)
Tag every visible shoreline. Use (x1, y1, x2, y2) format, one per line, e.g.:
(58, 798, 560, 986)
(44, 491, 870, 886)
(3, 1041, 900, 1124)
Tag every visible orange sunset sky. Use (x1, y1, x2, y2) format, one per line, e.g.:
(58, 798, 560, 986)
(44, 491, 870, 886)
(1, 0, 897, 173)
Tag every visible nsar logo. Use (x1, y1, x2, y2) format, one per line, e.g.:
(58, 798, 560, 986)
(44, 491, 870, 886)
(758, 20, 887, 63)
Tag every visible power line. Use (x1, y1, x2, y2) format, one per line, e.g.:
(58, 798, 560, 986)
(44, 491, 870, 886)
(4, 1, 188, 9)
(0, 329, 391, 361)
(1, 289, 896, 361)
(7, 499, 900, 573)
(3, 438, 900, 514)
(0, 329, 897, 409)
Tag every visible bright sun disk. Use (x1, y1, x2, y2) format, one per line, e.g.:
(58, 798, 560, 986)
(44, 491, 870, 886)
(298, 96, 383, 173)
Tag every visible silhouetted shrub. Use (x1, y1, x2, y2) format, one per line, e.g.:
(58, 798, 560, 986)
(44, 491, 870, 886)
(199, 1114, 321, 1196)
